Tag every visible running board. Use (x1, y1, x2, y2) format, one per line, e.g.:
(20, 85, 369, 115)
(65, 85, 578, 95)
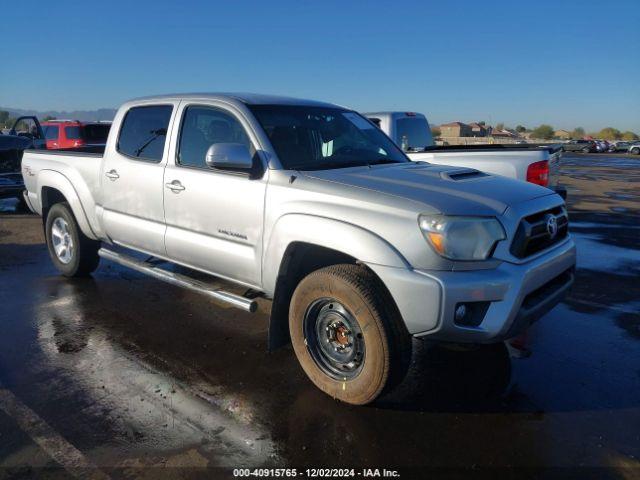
(98, 248, 258, 313)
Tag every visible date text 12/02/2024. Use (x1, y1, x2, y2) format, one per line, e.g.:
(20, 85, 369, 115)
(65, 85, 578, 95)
(232, 468, 401, 478)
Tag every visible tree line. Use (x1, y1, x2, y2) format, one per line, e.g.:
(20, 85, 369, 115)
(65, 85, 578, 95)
(431, 120, 638, 141)
(528, 125, 638, 141)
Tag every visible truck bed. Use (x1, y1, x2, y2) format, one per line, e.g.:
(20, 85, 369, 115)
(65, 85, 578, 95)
(20, 147, 105, 224)
(424, 143, 562, 154)
(24, 145, 106, 156)
(408, 145, 562, 190)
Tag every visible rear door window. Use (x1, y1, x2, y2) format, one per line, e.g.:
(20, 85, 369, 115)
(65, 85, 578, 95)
(65, 126, 82, 139)
(117, 105, 173, 162)
(42, 125, 59, 140)
(396, 117, 434, 150)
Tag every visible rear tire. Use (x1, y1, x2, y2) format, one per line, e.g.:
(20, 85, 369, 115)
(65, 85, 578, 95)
(45, 202, 100, 277)
(289, 264, 411, 405)
(631, 147, 640, 155)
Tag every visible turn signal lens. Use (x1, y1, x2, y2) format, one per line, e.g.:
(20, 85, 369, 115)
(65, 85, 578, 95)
(419, 215, 506, 260)
(426, 232, 445, 254)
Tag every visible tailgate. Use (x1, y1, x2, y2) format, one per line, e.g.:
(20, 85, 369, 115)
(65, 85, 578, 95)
(548, 149, 561, 189)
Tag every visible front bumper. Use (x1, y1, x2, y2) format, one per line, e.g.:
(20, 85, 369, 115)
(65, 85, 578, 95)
(367, 237, 576, 343)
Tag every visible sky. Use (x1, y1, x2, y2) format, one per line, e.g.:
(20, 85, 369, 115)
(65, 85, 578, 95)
(1, 0, 639, 132)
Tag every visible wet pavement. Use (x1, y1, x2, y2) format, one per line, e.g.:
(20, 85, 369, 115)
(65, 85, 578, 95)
(0, 155, 639, 479)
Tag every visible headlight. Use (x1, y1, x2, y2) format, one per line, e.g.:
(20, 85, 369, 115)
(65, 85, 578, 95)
(418, 215, 506, 260)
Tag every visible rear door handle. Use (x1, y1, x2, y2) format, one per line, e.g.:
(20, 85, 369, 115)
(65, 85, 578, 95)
(105, 169, 120, 180)
(165, 180, 185, 192)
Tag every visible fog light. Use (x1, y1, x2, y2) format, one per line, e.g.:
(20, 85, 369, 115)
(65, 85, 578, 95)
(455, 304, 467, 322)
(453, 301, 490, 327)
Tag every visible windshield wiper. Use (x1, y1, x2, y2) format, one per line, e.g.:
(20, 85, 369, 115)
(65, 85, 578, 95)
(134, 128, 167, 157)
(288, 158, 403, 171)
(367, 158, 402, 166)
(288, 160, 367, 171)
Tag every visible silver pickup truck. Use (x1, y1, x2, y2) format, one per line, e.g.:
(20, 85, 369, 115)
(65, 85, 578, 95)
(21, 93, 576, 405)
(365, 112, 565, 196)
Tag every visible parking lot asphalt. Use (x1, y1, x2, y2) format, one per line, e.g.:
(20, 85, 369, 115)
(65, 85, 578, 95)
(0, 155, 638, 479)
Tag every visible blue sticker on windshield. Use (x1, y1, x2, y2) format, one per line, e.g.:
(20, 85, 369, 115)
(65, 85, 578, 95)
(342, 112, 374, 130)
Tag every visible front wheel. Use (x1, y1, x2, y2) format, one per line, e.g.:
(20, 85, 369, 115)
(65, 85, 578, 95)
(45, 202, 100, 277)
(631, 147, 640, 155)
(289, 264, 410, 405)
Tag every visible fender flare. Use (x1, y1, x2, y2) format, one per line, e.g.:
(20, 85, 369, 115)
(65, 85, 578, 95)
(262, 213, 408, 295)
(37, 169, 98, 240)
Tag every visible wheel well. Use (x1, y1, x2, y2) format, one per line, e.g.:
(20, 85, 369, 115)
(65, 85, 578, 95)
(40, 187, 67, 224)
(268, 242, 358, 351)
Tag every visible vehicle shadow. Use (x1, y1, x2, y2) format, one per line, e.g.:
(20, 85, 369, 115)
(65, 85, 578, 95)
(376, 341, 512, 413)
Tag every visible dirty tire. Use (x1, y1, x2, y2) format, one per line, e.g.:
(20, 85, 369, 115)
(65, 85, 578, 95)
(289, 264, 411, 405)
(45, 202, 100, 277)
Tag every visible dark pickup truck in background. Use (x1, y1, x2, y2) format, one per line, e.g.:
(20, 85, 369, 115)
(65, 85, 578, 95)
(0, 122, 33, 206)
(561, 139, 598, 153)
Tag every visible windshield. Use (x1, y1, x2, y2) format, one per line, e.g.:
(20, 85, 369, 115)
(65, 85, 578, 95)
(249, 105, 408, 170)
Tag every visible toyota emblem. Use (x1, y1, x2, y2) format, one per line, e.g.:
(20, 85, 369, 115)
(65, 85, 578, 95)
(546, 215, 558, 239)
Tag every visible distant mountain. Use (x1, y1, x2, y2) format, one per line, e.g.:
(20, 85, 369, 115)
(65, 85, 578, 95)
(1, 106, 116, 122)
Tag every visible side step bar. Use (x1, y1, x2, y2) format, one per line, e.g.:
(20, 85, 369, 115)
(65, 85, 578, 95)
(98, 248, 258, 313)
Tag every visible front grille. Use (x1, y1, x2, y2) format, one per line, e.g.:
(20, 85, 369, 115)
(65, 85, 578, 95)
(510, 206, 568, 258)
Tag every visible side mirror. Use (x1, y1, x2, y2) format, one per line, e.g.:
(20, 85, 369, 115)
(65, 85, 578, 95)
(205, 143, 253, 170)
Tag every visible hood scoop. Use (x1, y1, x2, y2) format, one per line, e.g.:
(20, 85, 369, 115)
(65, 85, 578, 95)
(440, 168, 488, 181)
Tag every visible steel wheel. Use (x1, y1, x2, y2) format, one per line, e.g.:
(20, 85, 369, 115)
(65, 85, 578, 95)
(290, 264, 411, 404)
(303, 298, 366, 380)
(50, 217, 74, 264)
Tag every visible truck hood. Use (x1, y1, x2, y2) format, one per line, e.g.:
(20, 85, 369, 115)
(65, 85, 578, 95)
(301, 162, 555, 216)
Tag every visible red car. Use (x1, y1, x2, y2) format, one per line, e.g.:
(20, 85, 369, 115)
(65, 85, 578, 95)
(41, 120, 87, 149)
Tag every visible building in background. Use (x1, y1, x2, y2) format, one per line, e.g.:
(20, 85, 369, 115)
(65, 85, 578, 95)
(554, 129, 572, 139)
(491, 129, 517, 139)
(440, 121, 472, 137)
(469, 122, 489, 137)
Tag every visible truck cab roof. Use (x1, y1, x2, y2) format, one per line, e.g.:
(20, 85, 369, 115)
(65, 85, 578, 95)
(128, 92, 342, 109)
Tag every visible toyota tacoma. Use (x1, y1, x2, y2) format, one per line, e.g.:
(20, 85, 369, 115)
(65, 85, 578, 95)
(21, 93, 576, 405)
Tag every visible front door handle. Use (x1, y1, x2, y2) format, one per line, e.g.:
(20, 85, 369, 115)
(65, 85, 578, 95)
(165, 180, 185, 192)
(105, 169, 120, 180)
